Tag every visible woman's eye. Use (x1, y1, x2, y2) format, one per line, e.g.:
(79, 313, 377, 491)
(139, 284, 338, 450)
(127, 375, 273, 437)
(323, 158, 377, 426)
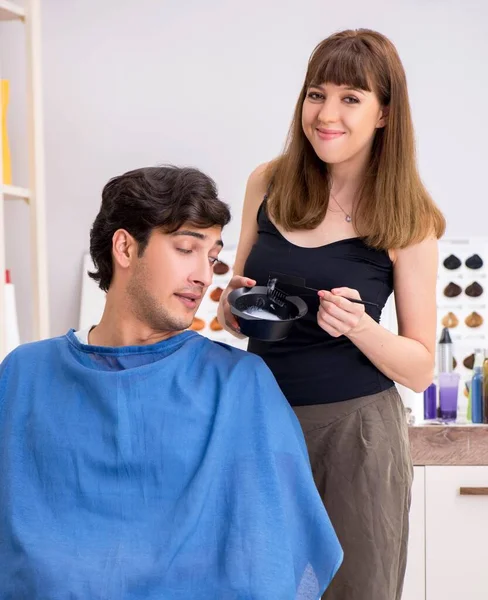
(307, 91, 324, 101)
(177, 248, 192, 255)
(343, 96, 360, 104)
(209, 257, 221, 265)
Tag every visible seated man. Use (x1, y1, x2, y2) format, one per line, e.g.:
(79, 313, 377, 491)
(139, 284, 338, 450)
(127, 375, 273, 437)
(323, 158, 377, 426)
(0, 166, 342, 599)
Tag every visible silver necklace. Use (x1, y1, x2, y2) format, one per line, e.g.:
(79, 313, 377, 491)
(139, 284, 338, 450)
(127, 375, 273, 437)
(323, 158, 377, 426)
(330, 192, 352, 223)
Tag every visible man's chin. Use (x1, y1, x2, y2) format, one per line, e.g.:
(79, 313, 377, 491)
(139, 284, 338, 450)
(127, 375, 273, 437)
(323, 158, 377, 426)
(177, 310, 198, 333)
(184, 317, 196, 330)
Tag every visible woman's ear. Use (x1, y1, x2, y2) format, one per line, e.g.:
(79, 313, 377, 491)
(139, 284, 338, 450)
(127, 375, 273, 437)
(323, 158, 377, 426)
(376, 105, 390, 129)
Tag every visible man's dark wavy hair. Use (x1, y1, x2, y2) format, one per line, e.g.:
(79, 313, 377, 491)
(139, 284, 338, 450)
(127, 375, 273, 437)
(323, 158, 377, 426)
(88, 165, 231, 292)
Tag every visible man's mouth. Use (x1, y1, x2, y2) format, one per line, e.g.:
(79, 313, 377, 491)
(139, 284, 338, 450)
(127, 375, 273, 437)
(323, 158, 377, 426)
(174, 292, 202, 309)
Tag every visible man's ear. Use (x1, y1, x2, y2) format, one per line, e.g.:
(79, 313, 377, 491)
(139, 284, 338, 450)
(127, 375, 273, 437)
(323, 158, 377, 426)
(112, 229, 137, 269)
(376, 105, 390, 129)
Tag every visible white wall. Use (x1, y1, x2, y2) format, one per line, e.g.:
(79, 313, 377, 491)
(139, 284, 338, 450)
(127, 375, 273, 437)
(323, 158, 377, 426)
(2, 0, 488, 339)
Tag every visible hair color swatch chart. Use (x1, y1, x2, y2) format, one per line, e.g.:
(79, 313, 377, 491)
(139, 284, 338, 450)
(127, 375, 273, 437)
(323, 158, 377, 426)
(437, 238, 488, 385)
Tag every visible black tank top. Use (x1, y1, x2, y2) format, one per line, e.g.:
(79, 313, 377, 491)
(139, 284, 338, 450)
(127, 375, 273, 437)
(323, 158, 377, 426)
(243, 199, 395, 406)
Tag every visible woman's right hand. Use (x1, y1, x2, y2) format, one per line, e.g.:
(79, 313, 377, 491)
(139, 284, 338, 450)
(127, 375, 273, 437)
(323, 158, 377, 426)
(217, 275, 256, 338)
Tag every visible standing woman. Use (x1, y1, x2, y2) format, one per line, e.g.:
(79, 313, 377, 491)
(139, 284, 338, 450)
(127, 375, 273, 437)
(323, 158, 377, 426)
(218, 29, 445, 600)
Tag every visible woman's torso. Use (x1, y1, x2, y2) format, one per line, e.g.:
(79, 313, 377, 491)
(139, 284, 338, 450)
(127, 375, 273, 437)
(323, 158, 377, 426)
(243, 198, 395, 406)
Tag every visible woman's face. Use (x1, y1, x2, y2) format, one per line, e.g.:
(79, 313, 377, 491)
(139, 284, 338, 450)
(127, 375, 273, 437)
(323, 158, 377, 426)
(301, 82, 387, 167)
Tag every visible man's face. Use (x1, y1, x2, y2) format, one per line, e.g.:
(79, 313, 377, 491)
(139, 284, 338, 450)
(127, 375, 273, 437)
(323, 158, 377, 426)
(126, 224, 223, 333)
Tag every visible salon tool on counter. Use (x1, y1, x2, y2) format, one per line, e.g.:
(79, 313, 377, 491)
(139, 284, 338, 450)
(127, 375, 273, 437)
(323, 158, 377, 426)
(438, 372, 460, 421)
(437, 327, 453, 373)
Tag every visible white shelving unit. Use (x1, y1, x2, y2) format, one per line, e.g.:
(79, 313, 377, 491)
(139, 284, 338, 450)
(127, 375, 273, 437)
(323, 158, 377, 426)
(0, 0, 49, 359)
(0, 0, 25, 21)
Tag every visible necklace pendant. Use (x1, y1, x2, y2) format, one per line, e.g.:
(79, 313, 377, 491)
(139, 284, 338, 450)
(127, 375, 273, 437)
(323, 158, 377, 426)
(345, 215, 352, 223)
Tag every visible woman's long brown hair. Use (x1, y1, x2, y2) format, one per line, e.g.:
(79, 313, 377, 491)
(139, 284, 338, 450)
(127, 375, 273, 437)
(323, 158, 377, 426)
(266, 29, 445, 249)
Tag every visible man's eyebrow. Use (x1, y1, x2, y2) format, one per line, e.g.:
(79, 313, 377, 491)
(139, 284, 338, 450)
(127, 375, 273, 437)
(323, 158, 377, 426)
(171, 230, 223, 247)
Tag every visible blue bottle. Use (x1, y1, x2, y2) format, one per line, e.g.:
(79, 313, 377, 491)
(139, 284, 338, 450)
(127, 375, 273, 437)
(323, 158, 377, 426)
(471, 349, 484, 424)
(423, 382, 437, 420)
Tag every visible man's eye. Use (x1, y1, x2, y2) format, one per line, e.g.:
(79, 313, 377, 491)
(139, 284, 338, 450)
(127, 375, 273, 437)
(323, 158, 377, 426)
(177, 248, 192, 255)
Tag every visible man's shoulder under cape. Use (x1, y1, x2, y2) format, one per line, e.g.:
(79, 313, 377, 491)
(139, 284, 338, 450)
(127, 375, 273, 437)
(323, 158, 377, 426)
(0, 330, 343, 599)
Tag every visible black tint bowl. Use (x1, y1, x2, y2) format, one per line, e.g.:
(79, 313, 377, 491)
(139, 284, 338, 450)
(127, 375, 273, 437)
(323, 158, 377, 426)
(228, 286, 308, 342)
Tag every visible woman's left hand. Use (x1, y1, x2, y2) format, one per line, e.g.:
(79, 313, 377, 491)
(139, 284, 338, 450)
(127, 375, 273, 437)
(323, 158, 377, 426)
(317, 287, 367, 337)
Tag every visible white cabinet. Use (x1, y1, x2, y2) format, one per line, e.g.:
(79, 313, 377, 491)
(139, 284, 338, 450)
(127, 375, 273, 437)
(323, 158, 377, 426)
(425, 466, 488, 600)
(402, 466, 425, 600)
(402, 466, 488, 600)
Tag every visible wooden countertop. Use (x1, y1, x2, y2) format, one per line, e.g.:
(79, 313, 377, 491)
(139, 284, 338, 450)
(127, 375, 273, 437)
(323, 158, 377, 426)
(409, 424, 488, 466)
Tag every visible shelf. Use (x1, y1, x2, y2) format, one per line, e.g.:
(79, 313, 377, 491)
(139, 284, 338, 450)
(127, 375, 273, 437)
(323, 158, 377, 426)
(1, 184, 30, 201)
(0, 0, 49, 359)
(0, 0, 25, 21)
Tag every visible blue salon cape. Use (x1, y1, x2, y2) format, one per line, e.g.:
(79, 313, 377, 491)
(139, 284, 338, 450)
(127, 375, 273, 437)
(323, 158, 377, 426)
(0, 330, 342, 599)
